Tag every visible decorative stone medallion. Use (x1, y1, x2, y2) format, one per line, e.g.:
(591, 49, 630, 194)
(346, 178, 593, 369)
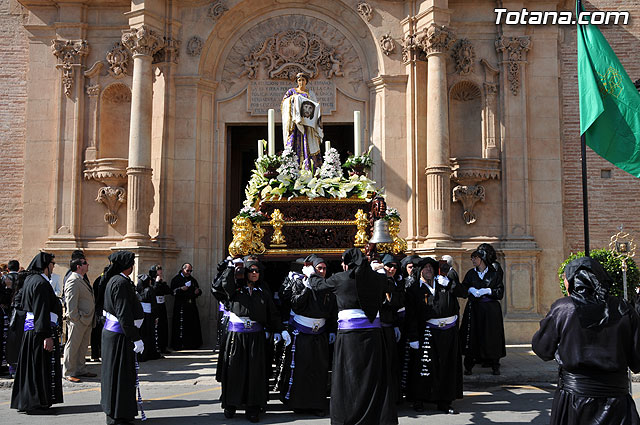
(187, 36, 203, 56)
(379, 33, 395, 56)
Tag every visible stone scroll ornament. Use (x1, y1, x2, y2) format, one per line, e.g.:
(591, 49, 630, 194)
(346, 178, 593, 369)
(51, 39, 89, 97)
(452, 38, 475, 75)
(357, 2, 373, 22)
(452, 185, 485, 225)
(379, 34, 395, 56)
(495, 36, 531, 96)
(96, 186, 127, 225)
(207, 1, 228, 22)
(243, 29, 346, 80)
(106, 42, 130, 78)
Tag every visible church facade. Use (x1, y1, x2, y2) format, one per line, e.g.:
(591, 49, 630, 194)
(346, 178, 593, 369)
(1, 0, 639, 344)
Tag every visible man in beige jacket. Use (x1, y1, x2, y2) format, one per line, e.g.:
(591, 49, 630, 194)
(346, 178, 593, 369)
(63, 257, 96, 382)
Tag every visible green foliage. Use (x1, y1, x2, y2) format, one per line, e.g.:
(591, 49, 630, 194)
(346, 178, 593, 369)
(342, 145, 374, 169)
(557, 248, 640, 298)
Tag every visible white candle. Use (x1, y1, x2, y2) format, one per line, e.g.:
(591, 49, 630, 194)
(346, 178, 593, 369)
(325, 140, 331, 153)
(268, 108, 275, 156)
(353, 111, 361, 156)
(258, 140, 264, 158)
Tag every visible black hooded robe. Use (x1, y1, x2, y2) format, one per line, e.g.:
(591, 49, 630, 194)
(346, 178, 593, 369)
(138, 286, 161, 361)
(152, 278, 171, 353)
(459, 265, 506, 367)
(405, 261, 465, 407)
(279, 271, 336, 412)
(533, 257, 640, 425)
(311, 249, 397, 425)
(10, 272, 63, 411)
(170, 273, 203, 350)
(220, 267, 283, 413)
(101, 273, 144, 424)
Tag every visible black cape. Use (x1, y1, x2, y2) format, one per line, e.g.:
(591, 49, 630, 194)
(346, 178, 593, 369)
(170, 273, 203, 350)
(459, 266, 506, 362)
(10, 273, 63, 411)
(533, 296, 640, 425)
(100, 273, 144, 423)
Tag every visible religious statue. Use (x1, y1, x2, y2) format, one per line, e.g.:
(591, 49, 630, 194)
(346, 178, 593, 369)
(281, 72, 324, 171)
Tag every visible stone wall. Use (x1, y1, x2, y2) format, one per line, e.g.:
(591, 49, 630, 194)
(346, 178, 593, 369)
(561, 1, 640, 258)
(0, 0, 27, 263)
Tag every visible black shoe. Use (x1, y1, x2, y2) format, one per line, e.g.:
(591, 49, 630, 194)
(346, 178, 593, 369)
(223, 407, 236, 418)
(464, 368, 472, 375)
(492, 366, 501, 375)
(246, 413, 259, 423)
(413, 401, 425, 412)
(438, 404, 458, 415)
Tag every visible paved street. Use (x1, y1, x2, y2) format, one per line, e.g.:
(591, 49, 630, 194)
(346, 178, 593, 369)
(0, 347, 639, 424)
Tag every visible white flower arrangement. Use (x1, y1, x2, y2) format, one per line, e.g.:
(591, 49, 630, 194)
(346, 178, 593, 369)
(316, 147, 343, 179)
(384, 207, 401, 221)
(238, 205, 267, 222)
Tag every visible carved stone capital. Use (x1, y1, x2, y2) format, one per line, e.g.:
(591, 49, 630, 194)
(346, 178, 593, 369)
(106, 42, 130, 78)
(452, 38, 475, 75)
(401, 32, 426, 63)
(452, 185, 485, 225)
(121, 25, 163, 57)
(495, 36, 531, 95)
(357, 2, 373, 22)
(379, 33, 395, 56)
(96, 186, 127, 226)
(51, 39, 89, 97)
(154, 37, 181, 64)
(86, 84, 100, 97)
(420, 24, 456, 57)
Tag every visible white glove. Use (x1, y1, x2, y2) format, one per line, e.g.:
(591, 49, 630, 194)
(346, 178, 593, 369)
(437, 275, 450, 287)
(232, 258, 244, 266)
(468, 287, 479, 298)
(273, 332, 281, 343)
(185, 281, 192, 287)
(409, 341, 419, 350)
(302, 277, 312, 289)
(265, 331, 271, 339)
(302, 265, 315, 278)
(133, 340, 145, 354)
(329, 332, 336, 344)
(478, 288, 492, 296)
(394, 327, 401, 342)
(282, 330, 292, 347)
(370, 260, 384, 271)
(134, 318, 144, 328)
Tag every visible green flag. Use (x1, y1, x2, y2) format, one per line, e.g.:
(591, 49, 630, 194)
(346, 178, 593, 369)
(578, 3, 640, 177)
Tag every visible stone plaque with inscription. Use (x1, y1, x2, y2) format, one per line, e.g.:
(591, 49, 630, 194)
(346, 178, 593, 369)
(248, 80, 336, 116)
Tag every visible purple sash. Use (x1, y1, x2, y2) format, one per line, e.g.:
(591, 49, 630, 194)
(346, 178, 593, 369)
(290, 318, 326, 335)
(23, 318, 56, 331)
(381, 322, 394, 328)
(228, 320, 264, 333)
(104, 317, 124, 334)
(478, 296, 494, 303)
(425, 317, 458, 331)
(218, 303, 225, 312)
(338, 317, 381, 330)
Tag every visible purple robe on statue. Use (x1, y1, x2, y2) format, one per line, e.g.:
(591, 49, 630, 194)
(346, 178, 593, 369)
(281, 88, 323, 172)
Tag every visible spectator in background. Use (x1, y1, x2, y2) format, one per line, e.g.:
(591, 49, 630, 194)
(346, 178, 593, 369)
(170, 263, 203, 350)
(150, 265, 171, 354)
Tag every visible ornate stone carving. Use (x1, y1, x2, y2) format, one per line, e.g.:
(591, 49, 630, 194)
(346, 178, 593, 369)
(357, 2, 373, 22)
(96, 186, 127, 225)
(242, 29, 345, 80)
(222, 16, 364, 94)
(153, 37, 181, 64)
(101, 83, 132, 103)
(270, 209, 286, 247)
(207, 1, 227, 22)
(452, 38, 474, 75)
(450, 158, 501, 186)
(420, 24, 455, 56)
(51, 39, 89, 97)
(186, 36, 203, 57)
(84, 158, 129, 187)
(450, 80, 481, 101)
(452, 185, 485, 225)
(86, 84, 100, 97)
(106, 42, 130, 78)
(495, 36, 531, 96)
(401, 32, 426, 63)
(121, 25, 163, 57)
(379, 33, 395, 56)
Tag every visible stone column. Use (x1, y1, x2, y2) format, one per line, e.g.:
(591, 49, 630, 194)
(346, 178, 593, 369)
(422, 24, 455, 241)
(121, 25, 163, 244)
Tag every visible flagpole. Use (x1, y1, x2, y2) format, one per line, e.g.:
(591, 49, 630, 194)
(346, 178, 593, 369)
(577, 0, 590, 256)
